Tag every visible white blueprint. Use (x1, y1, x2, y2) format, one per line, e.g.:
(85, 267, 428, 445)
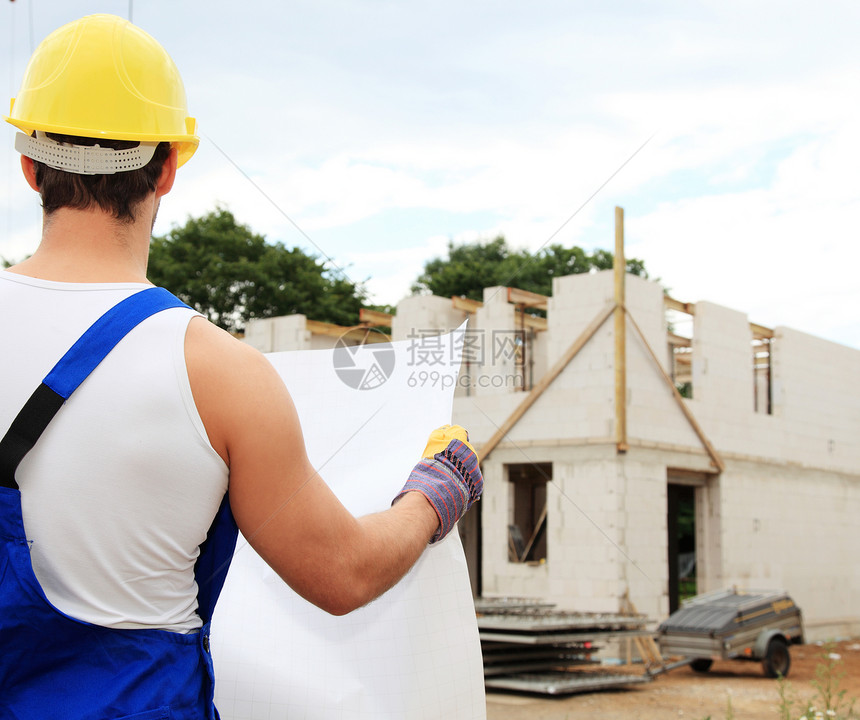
(211, 326, 486, 719)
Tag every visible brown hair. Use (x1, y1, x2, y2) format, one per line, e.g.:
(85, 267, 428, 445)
(33, 134, 171, 223)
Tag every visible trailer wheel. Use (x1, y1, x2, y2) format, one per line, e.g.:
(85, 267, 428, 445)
(762, 637, 790, 678)
(690, 658, 713, 673)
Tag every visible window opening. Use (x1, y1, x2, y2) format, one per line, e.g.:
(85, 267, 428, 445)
(753, 328, 773, 415)
(669, 333, 692, 398)
(665, 297, 694, 399)
(507, 463, 550, 563)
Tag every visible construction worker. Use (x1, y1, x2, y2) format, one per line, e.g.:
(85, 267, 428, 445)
(0, 14, 482, 719)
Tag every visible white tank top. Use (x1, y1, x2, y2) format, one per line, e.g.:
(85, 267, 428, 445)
(0, 270, 229, 632)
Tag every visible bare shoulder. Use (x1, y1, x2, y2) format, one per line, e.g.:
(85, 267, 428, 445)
(183, 316, 301, 465)
(184, 314, 265, 368)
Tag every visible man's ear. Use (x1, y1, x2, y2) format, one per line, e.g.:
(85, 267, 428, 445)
(155, 147, 179, 198)
(20, 155, 39, 192)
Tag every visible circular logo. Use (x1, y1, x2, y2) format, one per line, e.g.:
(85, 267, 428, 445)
(333, 328, 396, 390)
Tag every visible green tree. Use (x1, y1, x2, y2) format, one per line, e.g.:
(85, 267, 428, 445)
(411, 235, 648, 301)
(148, 207, 365, 333)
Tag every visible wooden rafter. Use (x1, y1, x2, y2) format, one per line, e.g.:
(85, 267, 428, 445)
(506, 287, 549, 310)
(665, 294, 774, 341)
(519, 504, 548, 563)
(450, 296, 548, 331)
(305, 320, 390, 344)
(451, 296, 483, 314)
(750, 323, 774, 340)
(667, 332, 692, 347)
(664, 295, 696, 315)
(359, 308, 393, 328)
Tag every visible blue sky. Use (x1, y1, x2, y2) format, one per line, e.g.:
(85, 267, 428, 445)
(3, 0, 859, 348)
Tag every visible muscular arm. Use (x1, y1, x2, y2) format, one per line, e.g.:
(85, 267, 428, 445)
(185, 317, 438, 615)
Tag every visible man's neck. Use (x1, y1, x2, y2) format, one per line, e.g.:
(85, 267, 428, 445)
(8, 204, 155, 284)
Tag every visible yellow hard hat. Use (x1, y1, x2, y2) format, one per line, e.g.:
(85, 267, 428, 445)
(5, 14, 198, 167)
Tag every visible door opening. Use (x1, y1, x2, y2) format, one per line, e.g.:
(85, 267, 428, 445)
(667, 483, 696, 614)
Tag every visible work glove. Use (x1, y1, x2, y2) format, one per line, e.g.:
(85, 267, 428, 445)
(393, 425, 484, 544)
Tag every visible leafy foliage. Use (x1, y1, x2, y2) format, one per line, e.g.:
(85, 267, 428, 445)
(148, 207, 366, 333)
(411, 235, 648, 300)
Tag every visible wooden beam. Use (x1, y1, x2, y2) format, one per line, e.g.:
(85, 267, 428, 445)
(477, 302, 616, 463)
(450, 296, 547, 331)
(507, 528, 520, 563)
(615, 206, 628, 454)
(750, 322, 774, 340)
(664, 295, 696, 315)
(667, 332, 692, 347)
(519, 503, 548, 562)
(624, 308, 725, 473)
(666, 296, 772, 341)
(451, 296, 483, 313)
(621, 591, 665, 671)
(359, 308, 393, 327)
(507, 287, 549, 309)
(305, 320, 390, 344)
(520, 314, 547, 332)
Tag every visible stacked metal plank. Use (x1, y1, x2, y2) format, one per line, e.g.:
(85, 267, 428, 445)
(476, 598, 655, 695)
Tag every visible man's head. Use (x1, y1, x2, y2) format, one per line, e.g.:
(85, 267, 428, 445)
(5, 14, 197, 222)
(23, 134, 172, 223)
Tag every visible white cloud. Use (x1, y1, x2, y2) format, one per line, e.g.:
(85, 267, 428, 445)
(628, 121, 860, 346)
(4, 0, 860, 350)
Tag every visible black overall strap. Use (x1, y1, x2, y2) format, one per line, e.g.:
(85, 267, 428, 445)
(0, 287, 189, 490)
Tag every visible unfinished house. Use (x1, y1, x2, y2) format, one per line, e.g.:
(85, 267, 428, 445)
(393, 270, 860, 642)
(244, 271, 859, 642)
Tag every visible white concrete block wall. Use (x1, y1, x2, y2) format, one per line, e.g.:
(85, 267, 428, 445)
(243, 316, 274, 352)
(771, 327, 860, 474)
(472, 287, 519, 396)
(692, 301, 753, 413)
(695, 479, 724, 594)
(391, 295, 466, 342)
(449, 391, 522, 451)
(546, 458, 625, 613)
(717, 462, 859, 641)
(615, 457, 670, 621)
(626, 355, 703, 449)
(548, 271, 615, 367)
(625, 274, 667, 364)
(275, 316, 313, 351)
(530, 330, 549, 390)
(243, 315, 312, 352)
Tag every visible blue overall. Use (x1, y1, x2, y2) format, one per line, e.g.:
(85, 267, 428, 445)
(0, 288, 238, 720)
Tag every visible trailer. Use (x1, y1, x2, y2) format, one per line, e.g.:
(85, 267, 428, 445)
(656, 588, 804, 678)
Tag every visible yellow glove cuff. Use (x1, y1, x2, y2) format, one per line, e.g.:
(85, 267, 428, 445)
(422, 424, 479, 461)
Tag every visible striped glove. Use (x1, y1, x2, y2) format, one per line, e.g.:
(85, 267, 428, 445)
(394, 425, 483, 544)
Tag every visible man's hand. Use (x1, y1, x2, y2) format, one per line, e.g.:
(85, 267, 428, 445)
(393, 425, 484, 543)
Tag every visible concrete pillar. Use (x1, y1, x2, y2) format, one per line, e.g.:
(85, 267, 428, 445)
(692, 302, 753, 412)
(391, 295, 466, 342)
(244, 315, 311, 352)
(474, 287, 519, 395)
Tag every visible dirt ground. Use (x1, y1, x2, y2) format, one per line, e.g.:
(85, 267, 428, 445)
(486, 638, 860, 719)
